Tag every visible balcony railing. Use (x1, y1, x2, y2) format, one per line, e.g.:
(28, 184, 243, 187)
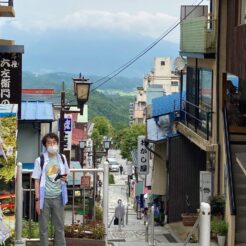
(180, 99, 212, 140)
(180, 16, 216, 54)
(0, 0, 13, 6)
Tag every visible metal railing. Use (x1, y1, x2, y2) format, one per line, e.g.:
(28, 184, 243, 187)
(0, 0, 13, 6)
(15, 163, 109, 244)
(223, 106, 236, 215)
(180, 99, 212, 140)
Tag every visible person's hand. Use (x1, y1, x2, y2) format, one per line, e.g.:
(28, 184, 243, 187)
(36, 201, 41, 215)
(60, 175, 67, 183)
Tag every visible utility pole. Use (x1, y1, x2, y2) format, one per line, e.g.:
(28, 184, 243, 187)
(60, 87, 65, 154)
(93, 144, 96, 219)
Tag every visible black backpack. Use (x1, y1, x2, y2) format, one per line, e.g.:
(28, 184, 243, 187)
(40, 153, 65, 170)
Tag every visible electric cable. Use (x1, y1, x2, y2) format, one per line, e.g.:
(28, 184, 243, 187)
(67, 0, 204, 104)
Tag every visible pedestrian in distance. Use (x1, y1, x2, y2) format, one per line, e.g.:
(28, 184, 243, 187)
(32, 133, 70, 246)
(119, 164, 123, 175)
(114, 199, 125, 227)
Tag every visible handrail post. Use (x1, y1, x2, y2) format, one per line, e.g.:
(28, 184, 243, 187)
(103, 162, 109, 245)
(14, 163, 26, 246)
(149, 205, 155, 246)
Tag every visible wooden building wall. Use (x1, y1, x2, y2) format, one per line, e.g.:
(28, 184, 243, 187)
(226, 0, 246, 81)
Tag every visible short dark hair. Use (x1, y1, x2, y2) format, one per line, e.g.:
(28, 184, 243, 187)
(42, 133, 59, 147)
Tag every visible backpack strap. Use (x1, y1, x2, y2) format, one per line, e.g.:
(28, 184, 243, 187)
(40, 154, 45, 171)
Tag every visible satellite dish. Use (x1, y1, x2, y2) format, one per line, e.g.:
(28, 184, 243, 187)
(174, 57, 186, 71)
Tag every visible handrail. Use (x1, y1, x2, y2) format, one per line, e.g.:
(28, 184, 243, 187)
(180, 99, 212, 140)
(223, 106, 236, 215)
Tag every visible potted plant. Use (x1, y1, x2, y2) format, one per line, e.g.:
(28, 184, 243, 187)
(211, 219, 228, 246)
(209, 195, 225, 218)
(65, 221, 106, 246)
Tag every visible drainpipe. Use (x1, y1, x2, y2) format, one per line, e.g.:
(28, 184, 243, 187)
(216, 0, 221, 195)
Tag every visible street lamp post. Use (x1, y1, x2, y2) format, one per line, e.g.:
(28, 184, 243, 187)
(59, 75, 91, 154)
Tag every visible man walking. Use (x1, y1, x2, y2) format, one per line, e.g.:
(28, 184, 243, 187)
(32, 133, 70, 246)
(119, 164, 123, 175)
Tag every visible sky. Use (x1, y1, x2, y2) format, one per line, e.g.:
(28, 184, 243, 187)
(0, 0, 205, 77)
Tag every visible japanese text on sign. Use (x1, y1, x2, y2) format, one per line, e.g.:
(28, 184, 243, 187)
(137, 135, 149, 175)
(0, 56, 20, 104)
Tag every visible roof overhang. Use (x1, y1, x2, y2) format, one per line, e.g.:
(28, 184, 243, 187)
(180, 51, 215, 59)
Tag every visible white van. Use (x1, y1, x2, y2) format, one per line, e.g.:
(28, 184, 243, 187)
(107, 158, 119, 172)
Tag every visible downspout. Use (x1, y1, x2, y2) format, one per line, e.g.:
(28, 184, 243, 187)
(216, 0, 221, 194)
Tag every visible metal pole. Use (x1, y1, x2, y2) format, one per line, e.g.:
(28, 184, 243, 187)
(60, 90, 65, 154)
(83, 172, 85, 223)
(103, 162, 109, 246)
(149, 205, 155, 246)
(28, 174, 32, 238)
(15, 163, 25, 246)
(72, 171, 75, 224)
(199, 202, 211, 246)
(145, 220, 149, 242)
(93, 145, 96, 220)
(126, 205, 128, 225)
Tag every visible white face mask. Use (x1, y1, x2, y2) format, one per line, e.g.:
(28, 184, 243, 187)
(47, 145, 58, 154)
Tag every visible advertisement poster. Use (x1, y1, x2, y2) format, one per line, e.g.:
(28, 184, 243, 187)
(0, 104, 18, 242)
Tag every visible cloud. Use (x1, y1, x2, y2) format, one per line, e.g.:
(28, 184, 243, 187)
(7, 10, 178, 40)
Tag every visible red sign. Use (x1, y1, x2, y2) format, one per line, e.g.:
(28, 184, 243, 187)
(80, 176, 91, 188)
(22, 89, 55, 94)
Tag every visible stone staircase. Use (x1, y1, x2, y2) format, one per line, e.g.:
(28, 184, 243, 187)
(231, 142, 246, 243)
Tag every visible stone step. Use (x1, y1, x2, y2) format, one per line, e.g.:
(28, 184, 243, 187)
(237, 206, 246, 216)
(236, 217, 246, 232)
(236, 229, 246, 243)
(236, 195, 246, 206)
(235, 184, 246, 194)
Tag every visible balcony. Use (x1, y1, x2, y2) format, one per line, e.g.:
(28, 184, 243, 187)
(0, 0, 15, 17)
(180, 16, 216, 57)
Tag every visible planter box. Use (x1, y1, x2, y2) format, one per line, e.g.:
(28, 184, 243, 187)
(181, 213, 198, 226)
(66, 238, 106, 246)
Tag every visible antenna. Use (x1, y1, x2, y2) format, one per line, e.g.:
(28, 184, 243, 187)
(174, 57, 186, 71)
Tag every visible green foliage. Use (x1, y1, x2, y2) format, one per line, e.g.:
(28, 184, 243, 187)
(209, 195, 225, 216)
(64, 221, 105, 240)
(109, 174, 115, 184)
(22, 219, 53, 238)
(117, 124, 145, 160)
(0, 116, 17, 183)
(88, 91, 133, 130)
(211, 219, 228, 236)
(95, 204, 103, 221)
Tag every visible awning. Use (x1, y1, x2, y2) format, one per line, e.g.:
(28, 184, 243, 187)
(21, 101, 54, 122)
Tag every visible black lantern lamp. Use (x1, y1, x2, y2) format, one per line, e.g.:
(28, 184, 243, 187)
(73, 75, 91, 115)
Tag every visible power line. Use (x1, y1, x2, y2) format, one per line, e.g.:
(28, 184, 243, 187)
(68, 0, 204, 103)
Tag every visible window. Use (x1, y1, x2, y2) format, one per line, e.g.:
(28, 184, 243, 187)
(171, 81, 179, 86)
(161, 61, 165, 66)
(239, 0, 246, 25)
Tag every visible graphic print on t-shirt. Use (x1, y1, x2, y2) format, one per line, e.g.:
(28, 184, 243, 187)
(47, 164, 59, 183)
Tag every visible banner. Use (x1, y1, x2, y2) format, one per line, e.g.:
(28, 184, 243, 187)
(0, 104, 18, 237)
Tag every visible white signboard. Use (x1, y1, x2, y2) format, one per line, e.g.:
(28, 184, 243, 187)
(200, 171, 212, 203)
(137, 135, 149, 175)
(85, 138, 93, 167)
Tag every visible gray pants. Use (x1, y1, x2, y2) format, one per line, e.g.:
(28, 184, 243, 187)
(39, 196, 66, 246)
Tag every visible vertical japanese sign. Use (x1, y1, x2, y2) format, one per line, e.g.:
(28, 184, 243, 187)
(85, 138, 93, 167)
(0, 53, 22, 116)
(64, 114, 72, 151)
(0, 104, 18, 234)
(137, 135, 149, 175)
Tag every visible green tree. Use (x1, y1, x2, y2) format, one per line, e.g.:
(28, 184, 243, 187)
(118, 124, 145, 160)
(91, 116, 114, 149)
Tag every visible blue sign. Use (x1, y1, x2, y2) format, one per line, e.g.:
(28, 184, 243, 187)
(58, 118, 72, 132)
